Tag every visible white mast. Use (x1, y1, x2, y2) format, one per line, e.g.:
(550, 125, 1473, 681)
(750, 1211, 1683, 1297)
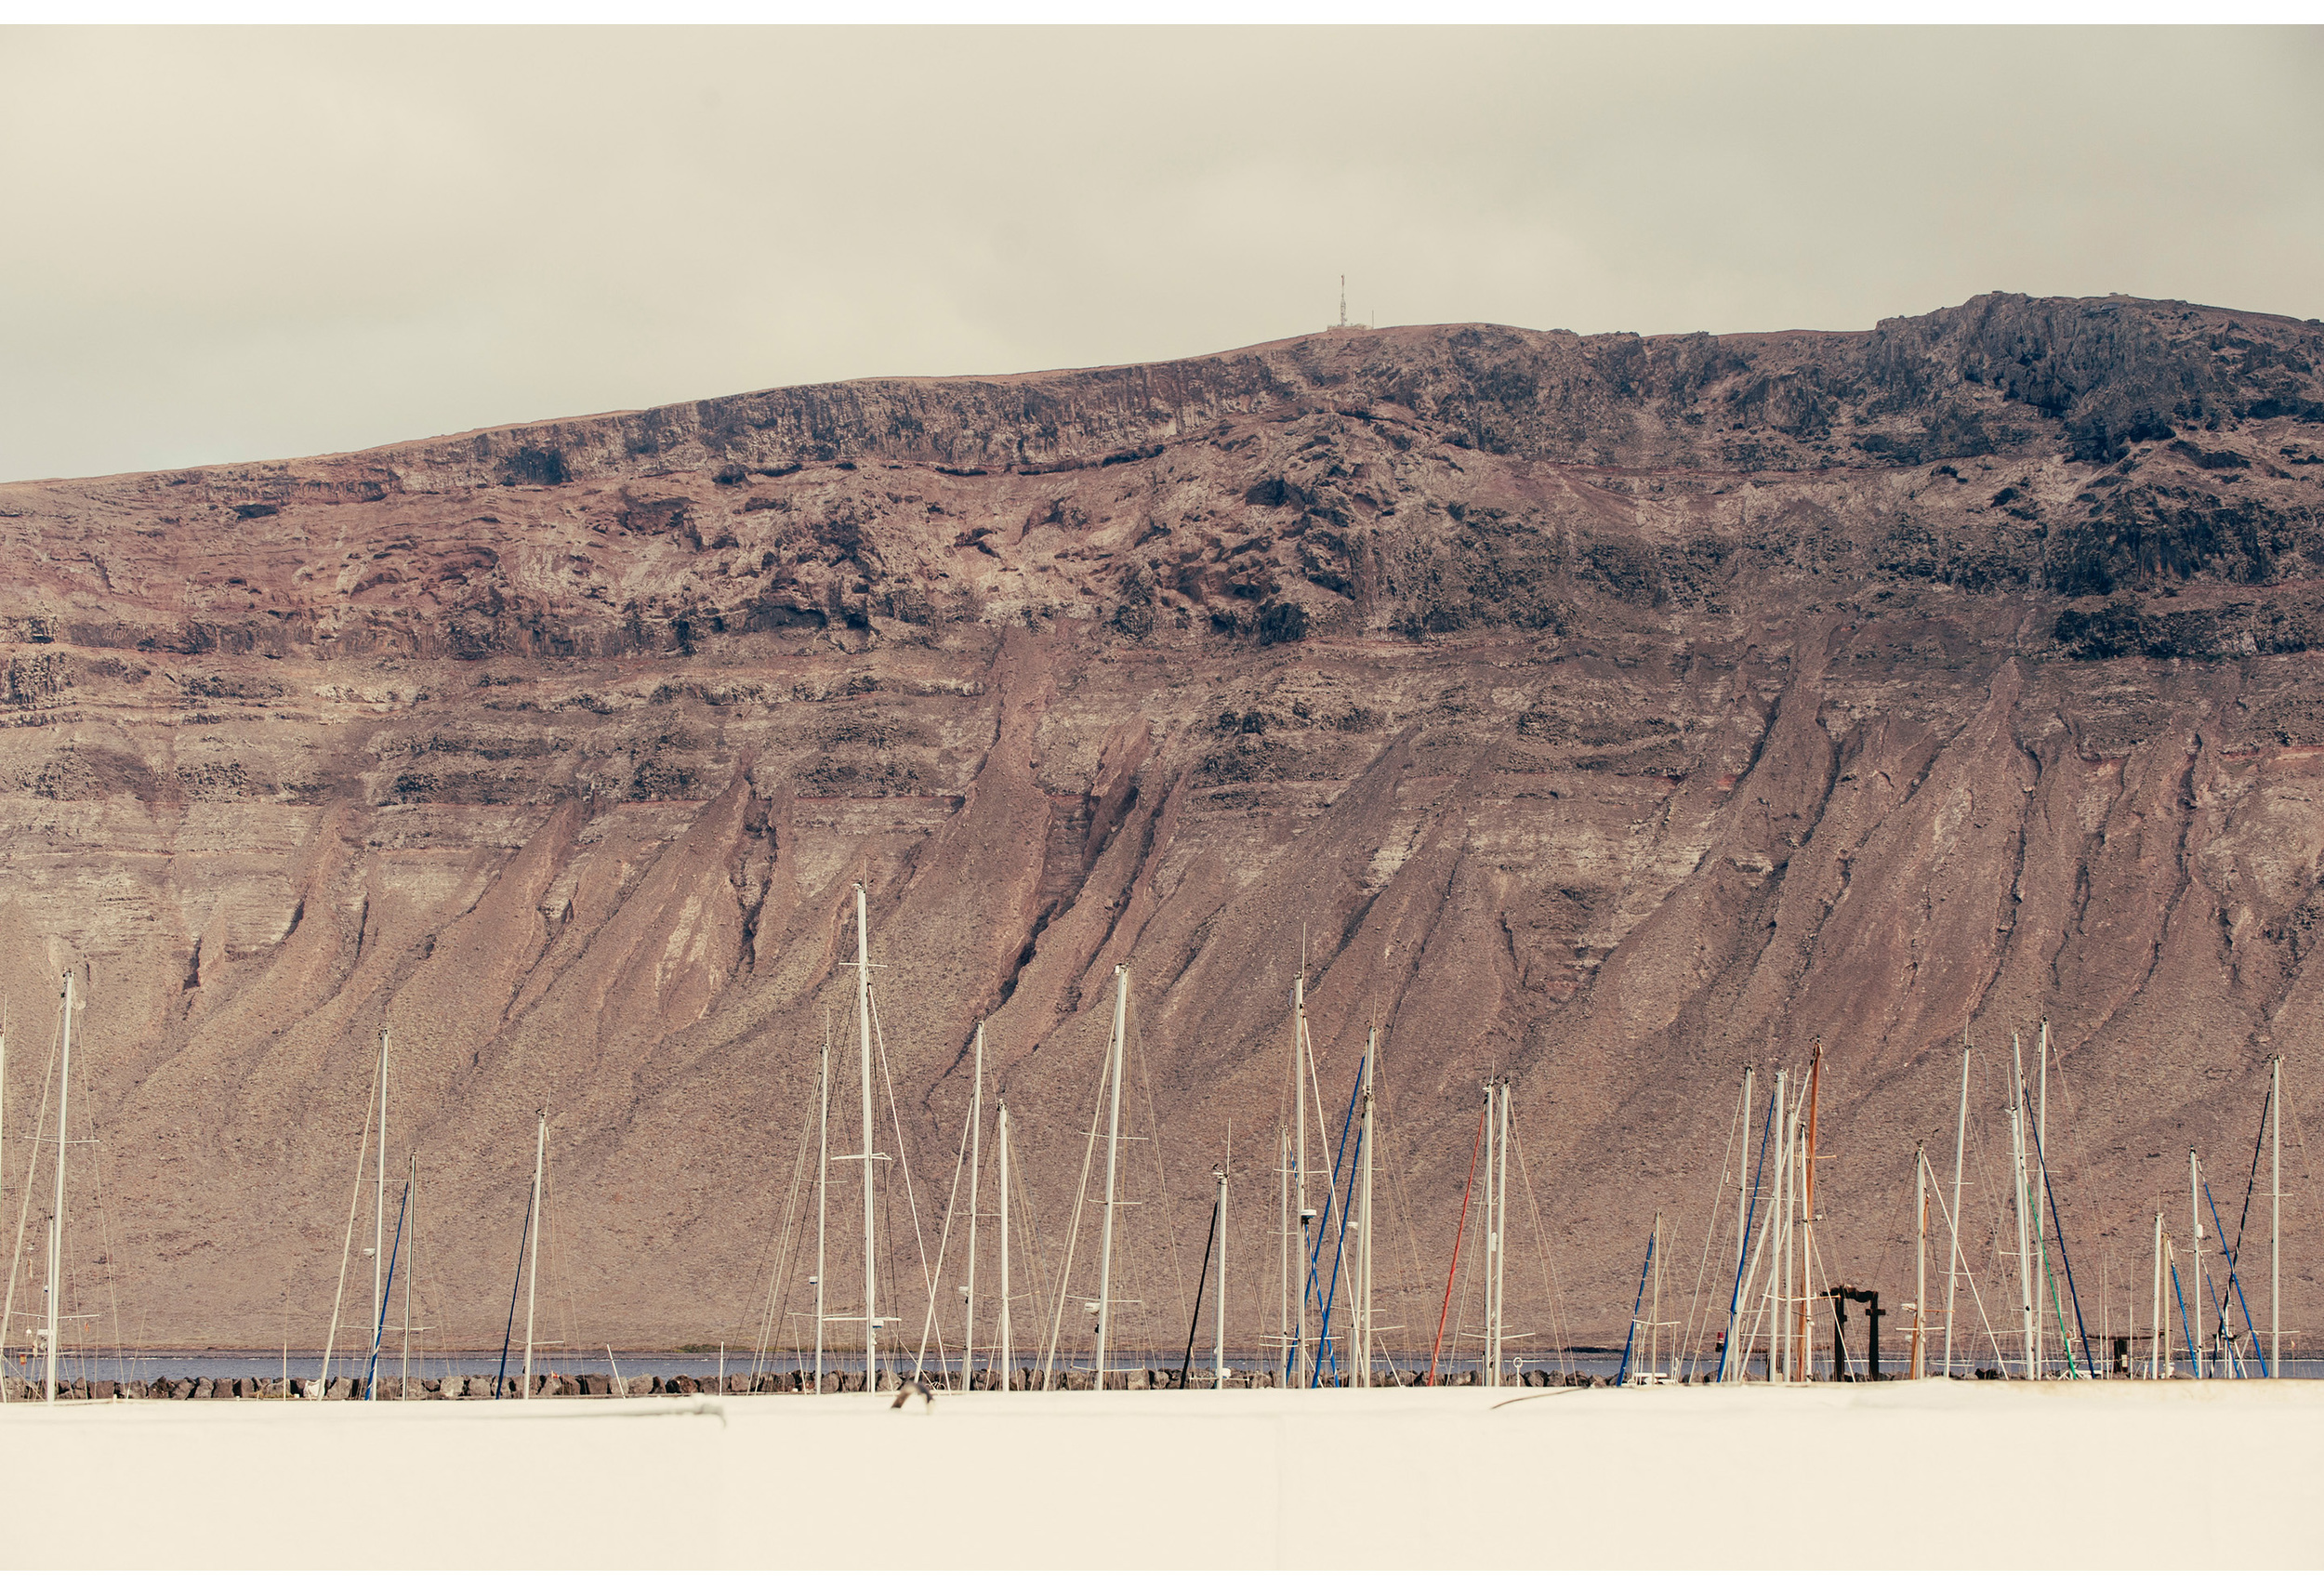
(43, 1216, 58, 1403)
(809, 1041, 827, 1394)
(0, 1018, 7, 1377)
(2272, 1054, 2282, 1378)
(522, 1110, 545, 1398)
(1092, 966, 1129, 1389)
(1495, 1079, 1512, 1386)
(1291, 976, 1308, 1391)
(1944, 1034, 1970, 1378)
(855, 883, 878, 1389)
(1780, 1101, 1796, 1381)
(373, 1029, 389, 1378)
(1480, 1077, 1498, 1387)
(1647, 1208, 1667, 1381)
(1356, 1029, 1375, 1388)
(1283, 1125, 1301, 1385)
(997, 1096, 1013, 1386)
(316, 1056, 376, 1397)
(0, 1018, 8, 1393)
(1727, 1066, 1751, 1370)
(813, 1041, 829, 1394)
(1214, 1141, 1230, 1391)
(1774, 1074, 1792, 1381)
(1912, 1146, 1928, 1378)
(45, 972, 73, 1405)
(964, 1022, 984, 1391)
(2010, 1034, 2036, 1378)
(402, 1151, 416, 1399)
(2188, 1149, 2204, 1380)
(2150, 1210, 2165, 1378)
(2034, 1020, 2049, 1378)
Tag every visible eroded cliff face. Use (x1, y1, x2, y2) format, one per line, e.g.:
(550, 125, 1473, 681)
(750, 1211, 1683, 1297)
(4, 292, 2324, 1352)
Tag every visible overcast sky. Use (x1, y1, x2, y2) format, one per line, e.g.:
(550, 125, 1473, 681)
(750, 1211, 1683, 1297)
(5, 25, 2320, 483)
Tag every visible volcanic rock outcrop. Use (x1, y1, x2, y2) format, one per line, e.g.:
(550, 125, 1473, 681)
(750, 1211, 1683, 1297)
(4, 291, 2322, 1355)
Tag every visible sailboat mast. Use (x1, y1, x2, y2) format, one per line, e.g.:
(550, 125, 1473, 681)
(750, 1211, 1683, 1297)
(1215, 1138, 1230, 1391)
(1912, 1146, 1927, 1379)
(43, 1216, 58, 1403)
(1, 1020, 7, 1374)
(1795, 1039, 1823, 1380)
(1776, 1074, 1794, 1385)
(1945, 1034, 1970, 1378)
(46, 972, 73, 1405)
(814, 1041, 829, 1393)
(2188, 1149, 2204, 1380)
(998, 1096, 1013, 1385)
(1480, 1077, 1498, 1387)
(1730, 1066, 1751, 1365)
(1357, 1029, 1375, 1389)
(2272, 1054, 2281, 1378)
(374, 1029, 389, 1371)
(964, 1022, 983, 1391)
(2150, 1209, 2164, 1378)
(2033, 1021, 2049, 1378)
(1649, 1209, 1666, 1380)
(2010, 1034, 2036, 1378)
(1277, 1124, 1289, 1384)
(1496, 1079, 1512, 1386)
(855, 883, 878, 1387)
(403, 1152, 416, 1399)
(0, 1022, 10, 1391)
(522, 1110, 545, 1398)
(1291, 976, 1308, 1391)
(1092, 966, 1129, 1389)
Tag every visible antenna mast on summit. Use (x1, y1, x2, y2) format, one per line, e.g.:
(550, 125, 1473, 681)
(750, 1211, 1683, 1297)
(1339, 275, 1349, 329)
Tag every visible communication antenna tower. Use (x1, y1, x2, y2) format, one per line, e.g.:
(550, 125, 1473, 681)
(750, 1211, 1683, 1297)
(1330, 276, 1367, 334)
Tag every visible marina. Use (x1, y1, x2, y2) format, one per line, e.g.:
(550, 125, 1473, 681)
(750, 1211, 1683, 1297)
(2, 887, 2315, 1404)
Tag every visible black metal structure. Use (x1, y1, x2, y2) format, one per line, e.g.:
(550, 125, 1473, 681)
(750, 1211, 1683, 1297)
(1824, 1285, 1885, 1380)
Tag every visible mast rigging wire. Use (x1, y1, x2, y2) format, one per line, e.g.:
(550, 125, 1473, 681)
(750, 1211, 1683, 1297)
(1425, 1097, 1486, 1386)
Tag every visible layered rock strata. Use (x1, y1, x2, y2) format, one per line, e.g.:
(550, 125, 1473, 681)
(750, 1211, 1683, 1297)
(3, 291, 2322, 1351)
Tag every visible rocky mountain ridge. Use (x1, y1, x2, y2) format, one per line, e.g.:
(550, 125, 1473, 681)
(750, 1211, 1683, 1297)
(3, 291, 2322, 1356)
